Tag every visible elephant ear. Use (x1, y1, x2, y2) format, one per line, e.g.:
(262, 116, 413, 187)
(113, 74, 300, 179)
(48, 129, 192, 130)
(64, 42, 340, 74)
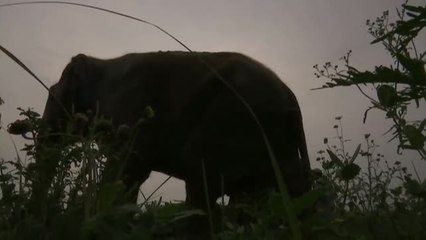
(71, 54, 90, 80)
(70, 54, 95, 89)
(66, 54, 97, 114)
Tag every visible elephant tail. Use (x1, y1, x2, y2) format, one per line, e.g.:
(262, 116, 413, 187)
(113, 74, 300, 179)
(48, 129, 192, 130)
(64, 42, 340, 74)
(296, 109, 312, 190)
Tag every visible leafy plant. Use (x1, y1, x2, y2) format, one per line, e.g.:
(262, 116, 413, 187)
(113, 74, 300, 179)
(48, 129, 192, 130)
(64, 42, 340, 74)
(0, 107, 145, 239)
(314, 2, 426, 159)
(313, 117, 426, 239)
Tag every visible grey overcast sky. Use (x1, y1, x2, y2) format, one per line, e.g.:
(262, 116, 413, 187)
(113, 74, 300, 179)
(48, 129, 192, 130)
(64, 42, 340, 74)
(0, 0, 425, 202)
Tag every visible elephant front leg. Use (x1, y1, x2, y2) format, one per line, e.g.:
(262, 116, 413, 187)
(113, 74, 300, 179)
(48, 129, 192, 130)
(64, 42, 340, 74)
(185, 180, 208, 209)
(185, 179, 220, 237)
(185, 178, 222, 211)
(122, 162, 151, 204)
(102, 155, 151, 204)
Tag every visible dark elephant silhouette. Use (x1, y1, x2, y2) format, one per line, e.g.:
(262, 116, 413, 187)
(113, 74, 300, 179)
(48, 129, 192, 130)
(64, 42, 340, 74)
(41, 51, 312, 209)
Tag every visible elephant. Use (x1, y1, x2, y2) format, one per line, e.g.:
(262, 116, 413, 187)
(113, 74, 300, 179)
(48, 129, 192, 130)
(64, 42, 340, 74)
(40, 51, 312, 210)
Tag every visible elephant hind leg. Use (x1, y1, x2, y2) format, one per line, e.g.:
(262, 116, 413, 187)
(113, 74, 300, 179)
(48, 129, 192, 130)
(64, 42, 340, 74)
(185, 179, 221, 211)
(184, 179, 222, 238)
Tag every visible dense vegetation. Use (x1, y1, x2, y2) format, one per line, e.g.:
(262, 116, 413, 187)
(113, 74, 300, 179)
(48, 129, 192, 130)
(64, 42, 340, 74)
(0, 2, 425, 239)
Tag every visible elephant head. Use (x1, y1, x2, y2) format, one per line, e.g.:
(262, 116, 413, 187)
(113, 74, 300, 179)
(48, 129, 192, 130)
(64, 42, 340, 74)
(42, 54, 100, 134)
